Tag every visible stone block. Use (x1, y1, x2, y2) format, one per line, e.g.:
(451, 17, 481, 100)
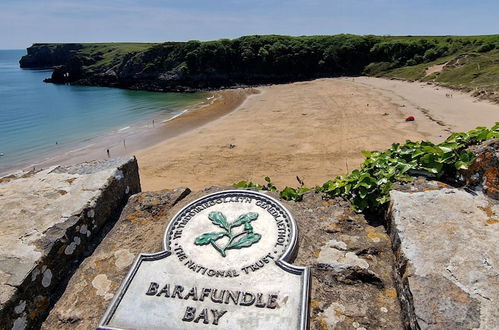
(388, 186, 499, 329)
(0, 157, 140, 329)
(42, 187, 191, 329)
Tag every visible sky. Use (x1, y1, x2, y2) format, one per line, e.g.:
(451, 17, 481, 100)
(1, 0, 498, 49)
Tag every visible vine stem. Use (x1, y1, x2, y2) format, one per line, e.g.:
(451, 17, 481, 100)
(210, 241, 225, 257)
(223, 231, 247, 253)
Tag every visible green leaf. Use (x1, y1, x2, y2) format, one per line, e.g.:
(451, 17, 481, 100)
(194, 232, 226, 245)
(438, 146, 453, 153)
(361, 150, 372, 158)
(358, 186, 369, 199)
(459, 152, 475, 162)
(233, 180, 263, 189)
(227, 233, 261, 249)
(376, 195, 391, 205)
(455, 161, 471, 170)
(231, 212, 259, 227)
(208, 211, 229, 230)
(281, 187, 298, 200)
(343, 184, 352, 195)
(264, 176, 271, 183)
(296, 187, 311, 195)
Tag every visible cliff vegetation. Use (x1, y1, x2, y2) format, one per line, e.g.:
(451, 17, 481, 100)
(20, 34, 499, 99)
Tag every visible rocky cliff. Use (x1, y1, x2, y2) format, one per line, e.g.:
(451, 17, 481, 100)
(20, 40, 322, 92)
(19, 34, 499, 94)
(19, 43, 83, 69)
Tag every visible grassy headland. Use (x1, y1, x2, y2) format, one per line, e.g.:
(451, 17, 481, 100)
(20, 35, 499, 101)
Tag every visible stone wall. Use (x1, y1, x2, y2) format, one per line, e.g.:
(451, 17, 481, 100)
(381, 138, 499, 329)
(0, 157, 140, 329)
(2, 139, 497, 330)
(42, 187, 403, 330)
(388, 179, 499, 329)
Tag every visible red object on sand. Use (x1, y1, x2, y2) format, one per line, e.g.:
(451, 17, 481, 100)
(405, 116, 415, 121)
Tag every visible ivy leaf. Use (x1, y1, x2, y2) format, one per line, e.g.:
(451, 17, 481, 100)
(234, 180, 249, 187)
(227, 233, 261, 249)
(232, 123, 496, 212)
(455, 161, 471, 170)
(194, 232, 226, 245)
(231, 212, 258, 228)
(361, 150, 372, 158)
(208, 211, 229, 230)
(438, 146, 453, 153)
(281, 187, 298, 200)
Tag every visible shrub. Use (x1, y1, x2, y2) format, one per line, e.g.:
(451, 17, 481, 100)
(477, 43, 495, 53)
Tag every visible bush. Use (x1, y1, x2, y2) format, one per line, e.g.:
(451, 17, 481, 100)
(423, 49, 439, 62)
(363, 62, 393, 75)
(235, 123, 499, 211)
(477, 43, 495, 53)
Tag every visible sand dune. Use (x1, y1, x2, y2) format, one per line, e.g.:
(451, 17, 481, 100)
(135, 77, 499, 191)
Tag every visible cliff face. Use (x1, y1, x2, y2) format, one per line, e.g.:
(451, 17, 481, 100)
(19, 36, 377, 91)
(19, 34, 499, 94)
(19, 44, 83, 69)
(37, 40, 342, 92)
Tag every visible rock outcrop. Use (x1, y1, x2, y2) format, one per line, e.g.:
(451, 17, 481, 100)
(19, 44, 83, 69)
(288, 192, 402, 329)
(388, 181, 499, 329)
(462, 138, 499, 199)
(0, 157, 140, 329)
(42, 187, 403, 330)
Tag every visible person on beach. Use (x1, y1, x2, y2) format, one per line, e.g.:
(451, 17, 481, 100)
(107, 149, 110, 158)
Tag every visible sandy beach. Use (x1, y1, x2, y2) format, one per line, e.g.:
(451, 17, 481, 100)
(11, 77, 498, 190)
(135, 77, 499, 191)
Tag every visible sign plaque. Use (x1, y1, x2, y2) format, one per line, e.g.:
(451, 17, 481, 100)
(99, 190, 310, 329)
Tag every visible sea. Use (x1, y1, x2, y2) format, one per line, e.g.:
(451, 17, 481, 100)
(0, 49, 204, 175)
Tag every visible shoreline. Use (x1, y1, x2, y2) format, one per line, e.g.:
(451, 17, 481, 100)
(3, 77, 498, 191)
(0, 88, 255, 177)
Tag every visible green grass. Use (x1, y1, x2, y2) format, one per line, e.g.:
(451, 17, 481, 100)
(436, 50, 499, 87)
(379, 55, 455, 80)
(379, 50, 499, 102)
(76, 43, 158, 69)
(29, 35, 499, 101)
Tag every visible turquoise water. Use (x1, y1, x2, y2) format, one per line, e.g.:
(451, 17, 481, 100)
(0, 50, 203, 173)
